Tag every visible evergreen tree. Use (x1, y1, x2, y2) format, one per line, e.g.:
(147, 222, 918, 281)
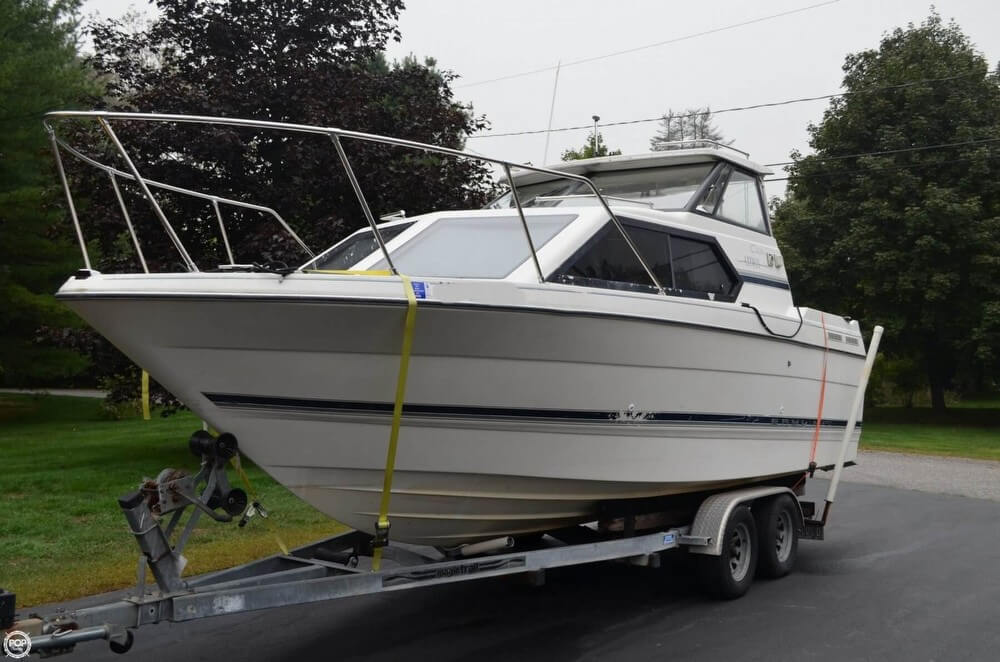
(650, 107, 728, 150)
(0, 0, 99, 385)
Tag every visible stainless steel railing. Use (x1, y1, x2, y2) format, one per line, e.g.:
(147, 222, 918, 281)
(43, 111, 667, 292)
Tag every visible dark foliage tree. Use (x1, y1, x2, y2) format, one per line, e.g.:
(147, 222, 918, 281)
(561, 130, 621, 161)
(53, 0, 494, 407)
(650, 107, 728, 150)
(71, 0, 492, 272)
(772, 13, 1000, 409)
(0, 0, 99, 385)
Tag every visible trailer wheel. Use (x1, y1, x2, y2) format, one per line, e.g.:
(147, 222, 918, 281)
(754, 494, 799, 579)
(695, 505, 757, 599)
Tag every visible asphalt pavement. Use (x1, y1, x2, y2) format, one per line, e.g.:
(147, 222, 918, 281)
(22, 455, 1000, 662)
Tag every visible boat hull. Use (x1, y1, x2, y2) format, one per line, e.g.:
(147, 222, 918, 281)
(60, 273, 866, 545)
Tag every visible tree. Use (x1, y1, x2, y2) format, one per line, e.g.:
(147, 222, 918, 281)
(0, 0, 99, 385)
(772, 13, 1000, 409)
(650, 107, 728, 150)
(561, 130, 622, 161)
(75, 0, 493, 272)
(56, 0, 494, 407)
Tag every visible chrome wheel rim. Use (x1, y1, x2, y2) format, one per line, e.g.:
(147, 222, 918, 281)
(728, 521, 752, 582)
(775, 509, 793, 563)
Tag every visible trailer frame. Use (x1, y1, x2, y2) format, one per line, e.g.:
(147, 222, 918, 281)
(7, 481, 806, 657)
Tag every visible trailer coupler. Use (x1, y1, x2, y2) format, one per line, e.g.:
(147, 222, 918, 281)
(8, 623, 133, 657)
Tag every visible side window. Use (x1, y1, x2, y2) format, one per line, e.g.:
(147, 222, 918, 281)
(627, 225, 674, 288)
(717, 170, 766, 232)
(554, 223, 656, 291)
(670, 235, 736, 298)
(552, 220, 739, 301)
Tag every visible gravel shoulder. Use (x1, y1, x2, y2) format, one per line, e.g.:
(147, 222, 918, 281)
(819, 449, 1000, 501)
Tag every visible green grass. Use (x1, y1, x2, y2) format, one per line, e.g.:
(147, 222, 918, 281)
(861, 406, 1000, 461)
(0, 394, 341, 607)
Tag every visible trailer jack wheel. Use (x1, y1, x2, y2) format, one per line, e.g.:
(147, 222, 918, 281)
(695, 505, 757, 599)
(109, 629, 134, 655)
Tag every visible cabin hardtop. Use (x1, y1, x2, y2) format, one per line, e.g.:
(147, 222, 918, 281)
(511, 146, 773, 186)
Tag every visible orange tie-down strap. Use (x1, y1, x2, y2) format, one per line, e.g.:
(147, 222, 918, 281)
(809, 312, 830, 466)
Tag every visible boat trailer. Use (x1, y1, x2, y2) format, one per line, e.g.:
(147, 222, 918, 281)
(2, 437, 809, 658)
(3, 327, 883, 657)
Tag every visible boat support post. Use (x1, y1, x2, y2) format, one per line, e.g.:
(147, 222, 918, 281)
(817, 324, 884, 527)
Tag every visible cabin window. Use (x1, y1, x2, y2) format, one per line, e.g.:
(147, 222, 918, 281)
(310, 222, 415, 271)
(552, 220, 739, 301)
(717, 170, 767, 232)
(670, 235, 737, 297)
(371, 214, 575, 278)
(551, 223, 657, 292)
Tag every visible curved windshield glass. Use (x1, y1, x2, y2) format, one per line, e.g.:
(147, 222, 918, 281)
(487, 164, 714, 211)
(371, 214, 576, 278)
(308, 222, 414, 271)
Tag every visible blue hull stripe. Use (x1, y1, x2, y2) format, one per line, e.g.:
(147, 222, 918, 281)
(204, 393, 860, 428)
(739, 274, 791, 290)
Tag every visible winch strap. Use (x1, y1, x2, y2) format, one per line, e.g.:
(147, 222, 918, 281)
(808, 312, 830, 465)
(141, 370, 151, 421)
(372, 275, 418, 571)
(231, 452, 290, 556)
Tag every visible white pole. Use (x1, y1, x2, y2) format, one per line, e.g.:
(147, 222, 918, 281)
(825, 325, 884, 506)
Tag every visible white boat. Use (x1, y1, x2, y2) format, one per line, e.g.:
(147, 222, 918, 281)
(48, 112, 868, 546)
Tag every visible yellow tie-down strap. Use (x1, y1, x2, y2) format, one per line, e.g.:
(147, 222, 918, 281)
(141, 370, 151, 421)
(305, 267, 419, 570)
(372, 275, 418, 571)
(304, 269, 393, 276)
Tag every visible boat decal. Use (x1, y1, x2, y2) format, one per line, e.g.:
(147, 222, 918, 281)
(609, 404, 653, 423)
(203, 393, 861, 428)
(739, 274, 791, 290)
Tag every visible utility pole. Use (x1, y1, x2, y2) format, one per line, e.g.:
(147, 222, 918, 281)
(591, 115, 600, 155)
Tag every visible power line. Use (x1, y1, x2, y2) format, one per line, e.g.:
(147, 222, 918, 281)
(764, 150, 1000, 182)
(469, 69, 997, 139)
(456, 0, 842, 89)
(762, 136, 1000, 168)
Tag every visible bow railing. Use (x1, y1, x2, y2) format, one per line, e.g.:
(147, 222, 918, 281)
(44, 111, 667, 292)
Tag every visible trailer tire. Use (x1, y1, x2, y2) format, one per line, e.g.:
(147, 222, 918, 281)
(754, 494, 798, 579)
(695, 505, 757, 599)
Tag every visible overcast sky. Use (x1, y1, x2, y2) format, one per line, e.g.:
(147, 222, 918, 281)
(82, 0, 1000, 199)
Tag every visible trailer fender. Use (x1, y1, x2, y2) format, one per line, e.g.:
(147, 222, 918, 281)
(683, 486, 802, 556)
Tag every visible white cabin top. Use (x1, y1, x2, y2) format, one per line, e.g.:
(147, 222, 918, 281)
(512, 146, 772, 187)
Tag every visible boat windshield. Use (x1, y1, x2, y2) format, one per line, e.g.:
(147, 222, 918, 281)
(369, 214, 576, 278)
(308, 222, 415, 271)
(487, 163, 714, 211)
(307, 214, 576, 277)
